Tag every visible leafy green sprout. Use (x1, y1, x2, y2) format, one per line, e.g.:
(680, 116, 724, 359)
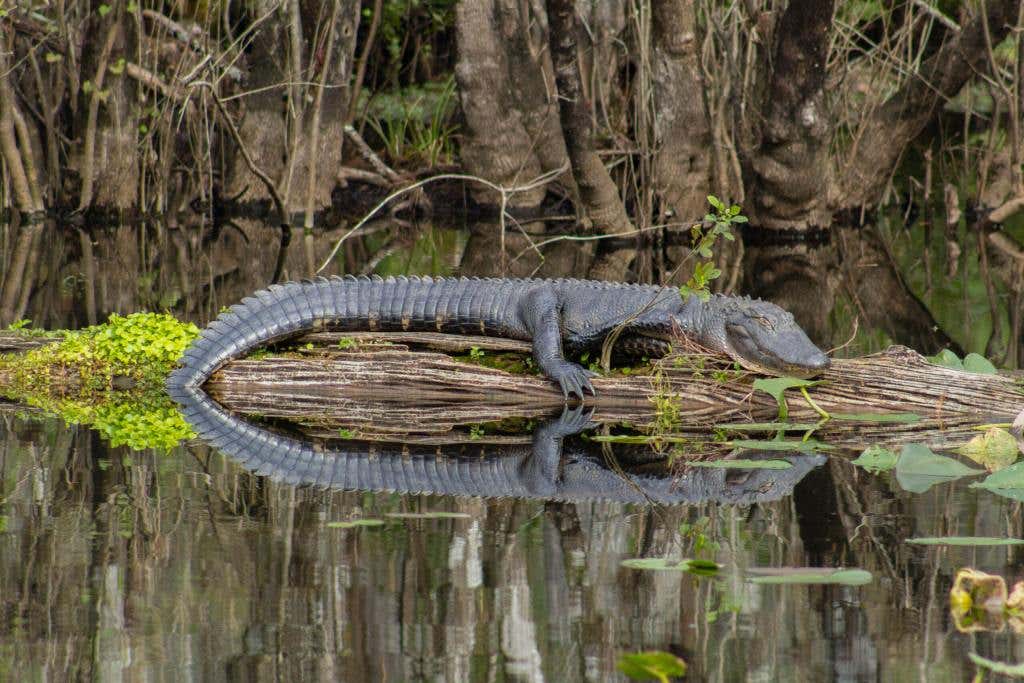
(679, 195, 747, 303)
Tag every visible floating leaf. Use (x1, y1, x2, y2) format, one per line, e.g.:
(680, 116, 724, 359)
(730, 439, 831, 453)
(617, 651, 687, 682)
(928, 348, 964, 370)
(832, 412, 921, 423)
(384, 512, 471, 520)
(895, 444, 984, 493)
(852, 446, 898, 473)
(908, 537, 1024, 546)
(717, 422, 820, 432)
(963, 353, 998, 375)
(621, 558, 720, 576)
(957, 428, 1019, 471)
(968, 653, 1024, 677)
(752, 377, 822, 420)
(97, 3, 111, 16)
(747, 567, 872, 586)
(685, 459, 792, 470)
(970, 461, 1024, 501)
(327, 519, 386, 529)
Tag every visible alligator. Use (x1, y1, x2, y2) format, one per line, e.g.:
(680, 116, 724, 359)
(174, 391, 825, 505)
(166, 276, 830, 399)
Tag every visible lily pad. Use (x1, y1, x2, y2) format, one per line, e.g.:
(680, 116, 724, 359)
(746, 567, 872, 586)
(963, 353, 998, 375)
(907, 537, 1024, 546)
(894, 444, 984, 493)
(957, 428, 1019, 471)
(685, 459, 792, 470)
(970, 461, 1024, 501)
(928, 348, 964, 370)
(617, 651, 687, 682)
(927, 349, 998, 375)
(621, 558, 720, 576)
(852, 446, 898, 473)
(327, 519, 387, 529)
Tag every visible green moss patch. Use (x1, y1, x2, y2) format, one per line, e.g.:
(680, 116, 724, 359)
(0, 313, 199, 451)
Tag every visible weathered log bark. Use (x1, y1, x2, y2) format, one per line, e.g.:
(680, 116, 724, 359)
(0, 331, 59, 353)
(546, 0, 636, 281)
(837, 0, 1022, 209)
(454, 0, 547, 208)
(748, 0, 834, 230)
(207, 337, 1023, 450)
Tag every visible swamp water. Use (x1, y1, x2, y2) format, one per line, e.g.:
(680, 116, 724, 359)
(1, 219, 1023, 682)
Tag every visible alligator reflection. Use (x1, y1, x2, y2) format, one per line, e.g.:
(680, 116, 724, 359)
(174, 384, 825, 504)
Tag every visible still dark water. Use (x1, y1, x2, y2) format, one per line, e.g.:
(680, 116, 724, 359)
(2, 413, 1024, 681)
(2, 218, 1024, 681)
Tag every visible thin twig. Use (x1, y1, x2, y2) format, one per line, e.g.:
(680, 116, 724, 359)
(316, 165, 568, 274)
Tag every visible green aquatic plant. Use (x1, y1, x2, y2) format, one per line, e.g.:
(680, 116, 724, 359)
(617, 651, 687, 683)
(0, 313, 199, 451)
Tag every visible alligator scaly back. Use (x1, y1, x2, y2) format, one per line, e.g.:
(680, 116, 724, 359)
(166, 275, 531, 398)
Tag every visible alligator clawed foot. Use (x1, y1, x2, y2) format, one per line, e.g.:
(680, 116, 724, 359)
(550, 404, 598, 438)
(553, 362, 598, 400)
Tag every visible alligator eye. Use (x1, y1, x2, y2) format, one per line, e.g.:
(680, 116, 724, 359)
(754, 316, 775, 331)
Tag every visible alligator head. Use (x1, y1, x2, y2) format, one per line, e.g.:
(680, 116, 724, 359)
(690, 294, 831, 378)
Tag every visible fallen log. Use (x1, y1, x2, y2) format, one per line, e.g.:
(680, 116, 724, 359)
(207, 336, 1024, 450)
(0, 331, 59, 353)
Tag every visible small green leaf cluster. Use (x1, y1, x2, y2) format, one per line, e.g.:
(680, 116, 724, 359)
(0, 313, 199, 451)
(66, 398, 193, 451)
(679, 195, 747, 302)
(926, 349, 998, 374)
(617, 651, 687, 682)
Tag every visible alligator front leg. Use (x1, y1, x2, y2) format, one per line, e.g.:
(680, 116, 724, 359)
(521, 287, 597, 399)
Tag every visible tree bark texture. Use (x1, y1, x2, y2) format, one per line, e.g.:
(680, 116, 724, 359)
(226, 2, 289, 204)
(494, 0, 569, 178)
(208, 341, 1023, 450)
(651, 0, 710, 225)
(0, 27, 42, 213)
(76, 2, 139, 210)
(227, 1, 359, 214)
(749, 0, 835, 230)
(455, 0, 547, 208)
(546, 0, 636, 281)
(837, 0, 1023, 209)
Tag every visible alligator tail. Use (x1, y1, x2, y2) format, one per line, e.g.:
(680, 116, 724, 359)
(171, 382, 531, 497)
(166, 275, 521, 398)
